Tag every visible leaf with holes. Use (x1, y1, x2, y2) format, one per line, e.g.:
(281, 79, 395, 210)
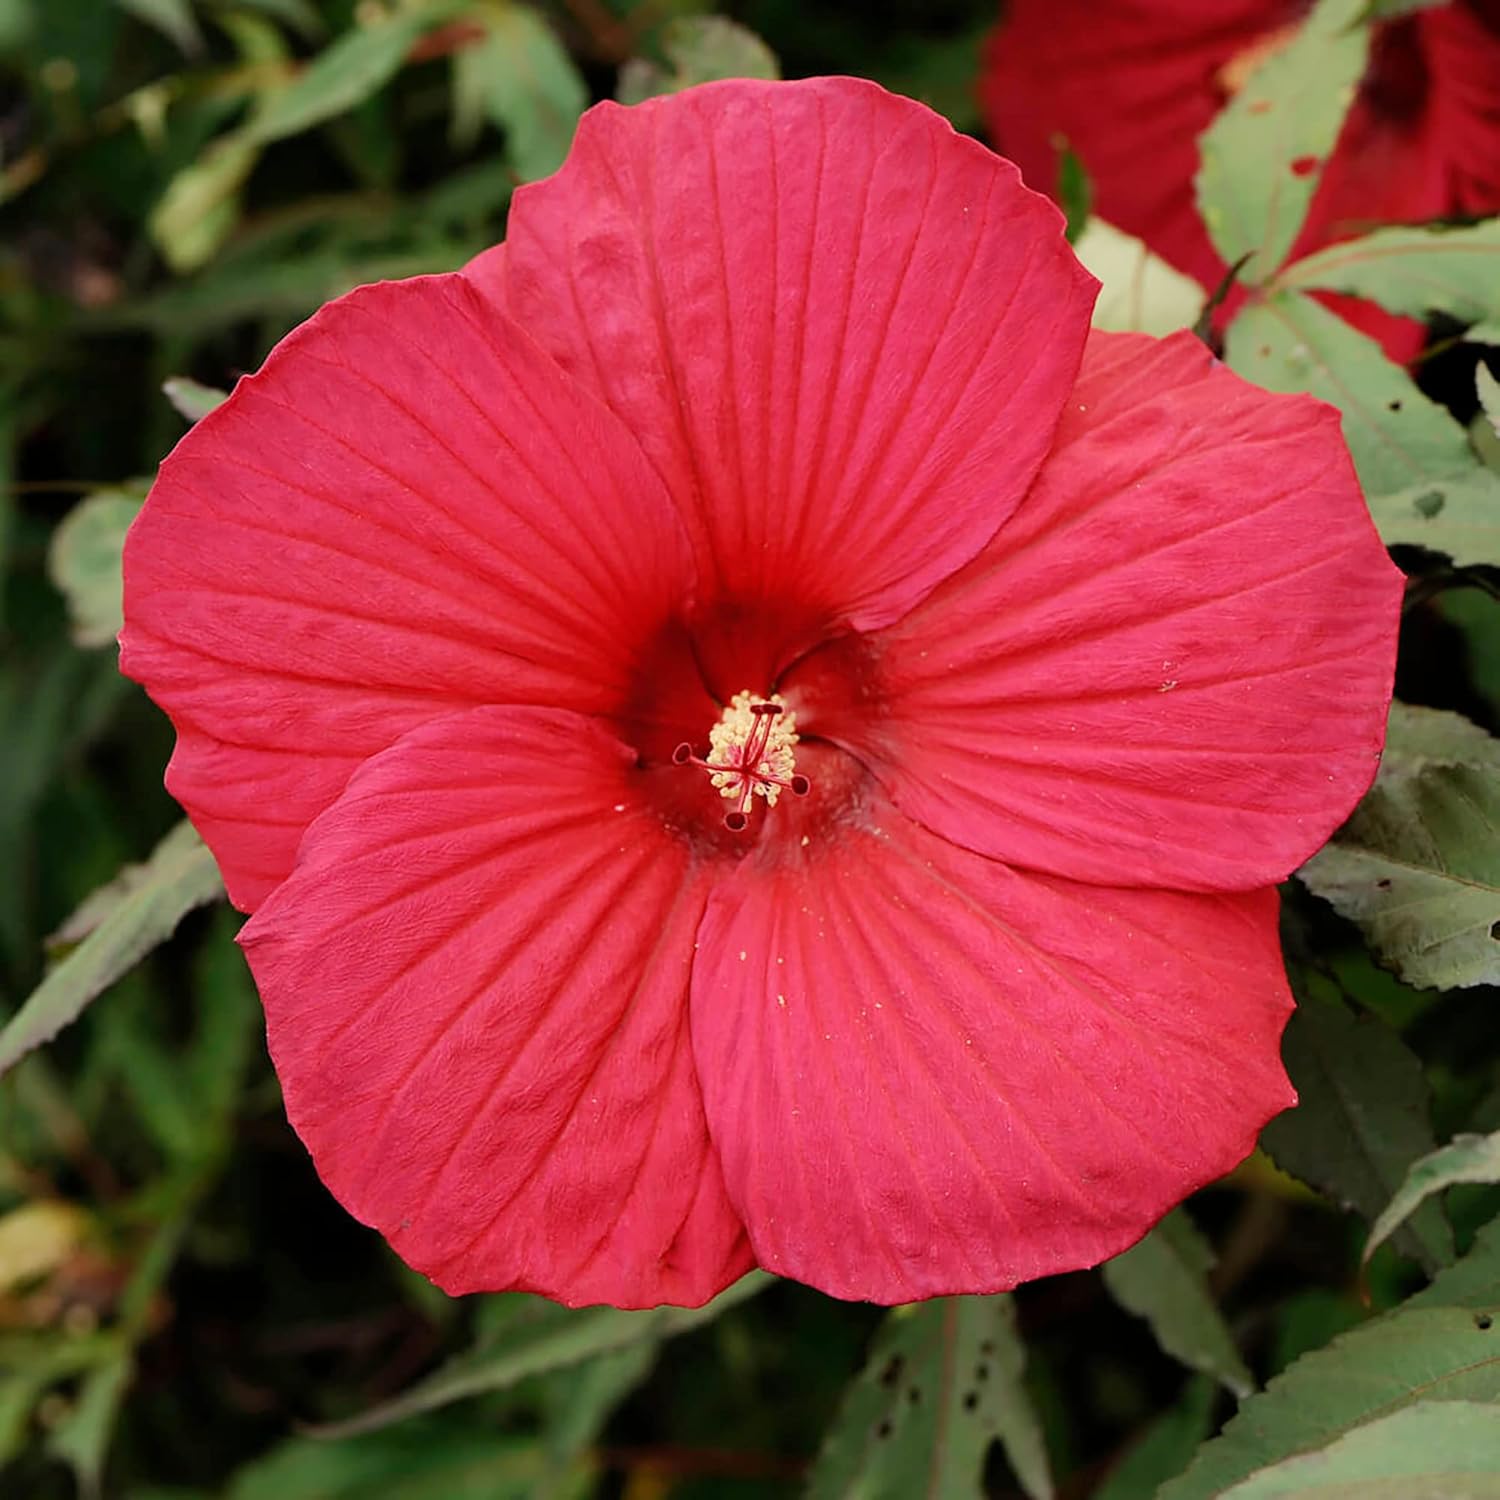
(1277, 219, 1500, 325)
(1300, 760, 1500, 990)
(311, 1272, 770, 1438)
(1260, 971, 1451, 1271)
(1365, 1132, 1500, 1269)
(805, 1296, 1052, 1500)
(1102, 1211, 1253, 1398)
(1158, 1226, 1500, 1500)
(0, 821, 224, 1079)
(1224, 289, 1479, 498)
(1194, 0, 1369, 285)
(1366, 466, 1500, 567)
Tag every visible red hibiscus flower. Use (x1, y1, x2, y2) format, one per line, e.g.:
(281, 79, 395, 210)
(983, 0, 1500, 362)
(120, 77, 1403, 1309)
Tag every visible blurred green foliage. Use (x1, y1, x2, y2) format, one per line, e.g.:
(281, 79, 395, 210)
(2, 1, 1500, 1497)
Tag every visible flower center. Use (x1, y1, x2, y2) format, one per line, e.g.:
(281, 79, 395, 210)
(672, 690, 811, 832)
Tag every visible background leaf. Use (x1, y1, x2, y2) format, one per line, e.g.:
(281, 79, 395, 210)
(46, 480, 147, 648)
(1193, 0, 1369, 284)
(0, 821, 223, 1078)
(1215, 1400, 1500, 1499)
(805, 1295, 1052, 1500)
(1102, 1211, 1254, 1398)
(1277, 220, 1500, 325)
(312, 1271, 771, 1438)
(1260, 970, 1452, 1270)
(1365, 1132, 1500, 1268)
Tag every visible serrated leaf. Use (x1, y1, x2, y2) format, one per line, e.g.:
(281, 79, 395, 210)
(1217, 1400, 1500, 1499)
(241, 2, 462, 147)
(46, 480, 147, 648)
(804, 1295, 1052, 1500)
(1102, 1211, 1253, 1398)
(1365, 1132, 1500, 1268)
(452, 3, 585, 181)
(1072, 218, 1203, 335)
(1380, 703, 1500, 776)
(1260, 972, 1452, 1271)
(617, 16, 779, 105)
(1300, 761, 1500, 989)
(1277, 219, 1500, 325)
(1158, 1228, 1500, 1500)
(162, 376, 229, 424)
(312, 1270, 771, 1438)
(1194, 0, 1370, 285)
(0, 822, 224, 1079)
(1224, 288, 1477, 497)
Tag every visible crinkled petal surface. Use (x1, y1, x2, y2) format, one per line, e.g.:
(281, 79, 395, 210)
(121, 276, 691, 910)
(239, 706, 750, 1308)
(796, 331, 1402, 893)
(474, 75, 1096, 648)
(690, 787, 1295, 1304)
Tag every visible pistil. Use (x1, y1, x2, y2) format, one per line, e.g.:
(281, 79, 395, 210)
(673, 691, 811, 831)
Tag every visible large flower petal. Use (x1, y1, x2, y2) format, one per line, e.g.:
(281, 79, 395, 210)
(690, 793, 1294, 1304)
(479, 76, 1095, 644)
(121, 275, 692, 910)
(239, 705, 750, 1309)
(794, 330, 1403, 893)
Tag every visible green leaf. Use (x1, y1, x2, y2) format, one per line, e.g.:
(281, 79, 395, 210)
(150, 134, 261, 273)
(228, 1422, 548, 1500)
(617, 16, 779, 105)
(1365, 467, 1500, 567)
(1277, 219, 1500, 325)
(47, 1353, 131, 1500)
(1479, 362, 1500, 438)
(1072, 218, 1203, 335)
(1091, 1378, 1217, 1500)
(312, 1270, 771, 1438)
(1260, 971, 1452, 1271)
(1365, 1132, 1500, 1269)
(1101, 1211, 1253, 1398)
(0, 822, 224, 1079)
(46, 480, 147, 649)
(1158, 1231, 1500, 1500)
(1380, 703, 1500, 776)
(1224, 288, 1478, 498)
(1216, 1400, 1500, 1499)
(535, 1340, 657, 1497)
(1299, 757, 1500, 990)
(241, 3, 462, 147)
(161, 376, 229, 425)
(115, 0, 202, 54)
(1194, 0, 1370, 285)
(452, 3, 586, 181)
(804, 1295, 1052, 1500)
(1467, 321, 1500, 347)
